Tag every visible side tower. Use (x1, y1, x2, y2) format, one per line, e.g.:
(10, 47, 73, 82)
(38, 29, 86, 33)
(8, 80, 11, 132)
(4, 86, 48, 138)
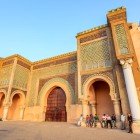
(76, 22, 122, 119)
(76, 7, 140, 133)
(107, 7, 140, 133)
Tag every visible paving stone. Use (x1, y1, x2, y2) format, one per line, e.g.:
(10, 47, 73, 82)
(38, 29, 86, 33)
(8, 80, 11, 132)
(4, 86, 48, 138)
(0, 122, 139, 140)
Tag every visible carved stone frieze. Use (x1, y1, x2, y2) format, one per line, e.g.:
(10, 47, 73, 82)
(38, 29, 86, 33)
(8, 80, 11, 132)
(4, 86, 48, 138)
(79, 30, 107, 43)
(17, 60, 31, 70)
(108, 12, 126, 22)
(81, 70, 114, 86)
(38, 73, 76, 94)
(2, 60, 14, 66)
(33, 56, 77, 70)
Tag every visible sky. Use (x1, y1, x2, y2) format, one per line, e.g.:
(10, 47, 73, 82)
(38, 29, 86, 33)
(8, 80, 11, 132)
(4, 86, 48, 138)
(0, 0, 140, 62)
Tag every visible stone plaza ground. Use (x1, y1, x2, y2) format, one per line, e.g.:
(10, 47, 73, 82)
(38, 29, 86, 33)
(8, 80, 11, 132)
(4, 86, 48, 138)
(0, 121, 139, 140)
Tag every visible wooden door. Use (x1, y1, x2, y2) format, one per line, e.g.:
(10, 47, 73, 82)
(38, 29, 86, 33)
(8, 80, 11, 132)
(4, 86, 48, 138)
(45, 87, 67, 122)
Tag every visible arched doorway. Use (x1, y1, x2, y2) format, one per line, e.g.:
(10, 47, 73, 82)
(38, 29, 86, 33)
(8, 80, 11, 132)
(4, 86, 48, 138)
(45, 87, 67, 122)
(7, 94, 21, 120)
(0, 93, 5, 118)
(89, 81, 114, 119)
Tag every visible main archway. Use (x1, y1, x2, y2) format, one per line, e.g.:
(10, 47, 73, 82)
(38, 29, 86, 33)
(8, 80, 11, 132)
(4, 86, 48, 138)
(82, 74, 117, 119)
(38, 78, 75, 122)
(89, 81, 115, 119)
(45, 87, 67, 122)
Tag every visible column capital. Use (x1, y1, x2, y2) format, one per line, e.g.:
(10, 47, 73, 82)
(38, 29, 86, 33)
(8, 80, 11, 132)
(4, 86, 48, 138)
(113, 99, 121, 105)
(81, 99, 89, 105)
(120, 58, 133, 69)
(19, 105, 25, 110)
(3, 102, 11, 107)
(89, 101, 96, 106)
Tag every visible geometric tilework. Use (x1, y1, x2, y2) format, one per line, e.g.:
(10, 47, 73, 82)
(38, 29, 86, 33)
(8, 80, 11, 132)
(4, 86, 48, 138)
(80, 38, 111, 70)
(115, 24, 129, 54)
(28, 62, 77, 106)
(13, 64, 30, 90)
(0, 65, 12, 88)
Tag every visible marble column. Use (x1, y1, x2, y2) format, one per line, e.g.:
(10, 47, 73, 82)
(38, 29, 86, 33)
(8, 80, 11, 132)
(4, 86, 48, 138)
(82, 100, 90, 118)
(91, 103, 96, 115)
(120, 58, 140, 121)
(2, 105, 9, 121)
(19, 106, 25, 120)
(113, 100, 121, 120)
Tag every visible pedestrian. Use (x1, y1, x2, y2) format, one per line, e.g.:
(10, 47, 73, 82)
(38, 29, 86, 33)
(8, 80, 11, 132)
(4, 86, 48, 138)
(121, 114, 126, 130)
(101, 114, 107, 128)
(106, 114, 112, 129)
(111, 114, 117, 128)
(89, 114, 94, 127)
(86, 115, 90, 127)
(77, 114, 83, 126)
(127, 113, 133, 133)
(94, 114, 99, 127)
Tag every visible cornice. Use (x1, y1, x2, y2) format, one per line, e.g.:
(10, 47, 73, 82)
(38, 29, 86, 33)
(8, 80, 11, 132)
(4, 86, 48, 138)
(2, 54, 32, 65)
(0, 51, 77, 67)
(76, 24, 108, 37)
(33, 60, 77, 71)
(33, 51, 77, 65)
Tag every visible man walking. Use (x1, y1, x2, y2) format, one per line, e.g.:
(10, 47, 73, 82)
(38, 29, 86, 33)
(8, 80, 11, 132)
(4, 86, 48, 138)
(127, 113, 133, 133)
(111, 114, 117, 128)
(106, 114, 112, 129)
(121, 114, 126, 130)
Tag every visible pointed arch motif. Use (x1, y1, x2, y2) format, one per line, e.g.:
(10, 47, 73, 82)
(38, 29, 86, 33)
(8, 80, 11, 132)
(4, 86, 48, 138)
(0, 89, 7, 97)
(38, 77, 75, 107)
(82, 74, 117, 100)
(10, 90, 26, 106)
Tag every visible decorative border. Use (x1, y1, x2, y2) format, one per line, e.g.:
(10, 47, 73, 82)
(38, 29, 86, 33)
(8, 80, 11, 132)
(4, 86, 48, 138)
(82, 73, 117, 100)
(37, 77, 76, 106)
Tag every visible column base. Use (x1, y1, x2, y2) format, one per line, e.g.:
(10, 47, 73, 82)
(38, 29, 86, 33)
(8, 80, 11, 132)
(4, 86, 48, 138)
(2, 118, 8, 121)
(81, 120, 86, 127)
(132, 121, 140, 134)
(116, 121, 122, 129)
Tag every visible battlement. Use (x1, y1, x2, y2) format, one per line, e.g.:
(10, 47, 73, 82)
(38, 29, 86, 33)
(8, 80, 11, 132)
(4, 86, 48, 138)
(108, 6, 126, 13)
(76, 24, 107, 36)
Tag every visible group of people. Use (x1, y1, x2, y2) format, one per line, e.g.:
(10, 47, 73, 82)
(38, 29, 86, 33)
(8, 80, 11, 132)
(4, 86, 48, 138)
(85, 114, 99, 127)
(77, 113, 133, 133)
(121, 113, 133, 133)
(100, 114, 116, 128)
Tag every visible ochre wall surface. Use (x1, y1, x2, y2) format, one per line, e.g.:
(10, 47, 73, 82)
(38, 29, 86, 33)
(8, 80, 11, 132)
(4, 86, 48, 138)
(0, 7, 139, 124)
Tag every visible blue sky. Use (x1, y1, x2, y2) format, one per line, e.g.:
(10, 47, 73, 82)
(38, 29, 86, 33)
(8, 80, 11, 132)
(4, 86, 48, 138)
(0, 0, 140, 61)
